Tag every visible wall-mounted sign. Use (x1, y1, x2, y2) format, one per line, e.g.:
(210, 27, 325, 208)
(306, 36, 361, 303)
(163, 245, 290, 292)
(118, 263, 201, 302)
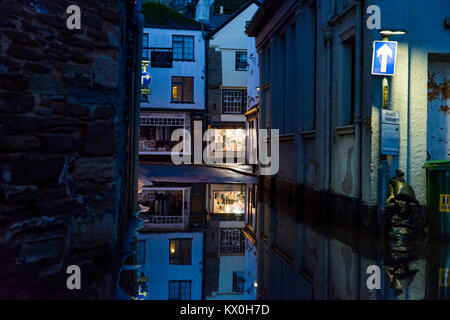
(381, 109, 399, 155)
(141, 61, 152, 101)
(151, 50, 172, 68)
(372, 41, 398, 76)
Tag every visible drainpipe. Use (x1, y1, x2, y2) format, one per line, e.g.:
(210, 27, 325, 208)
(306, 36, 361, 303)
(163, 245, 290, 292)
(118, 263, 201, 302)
(324, 27, 333, 190)
(354, 1, 363, 201)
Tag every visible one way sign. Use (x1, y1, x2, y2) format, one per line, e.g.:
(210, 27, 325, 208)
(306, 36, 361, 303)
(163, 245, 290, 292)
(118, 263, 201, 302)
(371, 41, 398, 76)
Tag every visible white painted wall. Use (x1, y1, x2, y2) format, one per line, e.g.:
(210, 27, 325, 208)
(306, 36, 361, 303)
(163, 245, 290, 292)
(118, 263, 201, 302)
(209, 4, 259, 88)
(142, 27, 206, 110)
(136, 231, 203, 300)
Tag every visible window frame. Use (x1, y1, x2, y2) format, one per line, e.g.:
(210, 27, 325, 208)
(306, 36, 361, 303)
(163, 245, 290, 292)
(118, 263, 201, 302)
(168, 280, 192, 300)
(169, 238, 192, 265)
(235, 51, 248, 71)
(232, 271, 245, 293)
(171, 76, 194, 104)
(172, 35, 195, 62)
(222, 89, 247, 114)
(219, 228, 245, 254)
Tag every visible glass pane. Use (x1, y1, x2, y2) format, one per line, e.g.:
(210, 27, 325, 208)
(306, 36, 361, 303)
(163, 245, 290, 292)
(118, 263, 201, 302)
(172, 36, 183, 60)
(183, 78, 193, 102)
(183, 37, 193, 60)
(172, 83, 182, 102)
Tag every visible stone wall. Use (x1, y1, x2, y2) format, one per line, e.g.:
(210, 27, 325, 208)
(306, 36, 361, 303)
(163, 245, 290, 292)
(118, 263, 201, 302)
(0, 0, 133, 299)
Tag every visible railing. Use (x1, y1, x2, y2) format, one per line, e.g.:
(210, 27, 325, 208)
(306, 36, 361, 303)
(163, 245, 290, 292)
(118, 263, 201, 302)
(146, 216, 184, 225)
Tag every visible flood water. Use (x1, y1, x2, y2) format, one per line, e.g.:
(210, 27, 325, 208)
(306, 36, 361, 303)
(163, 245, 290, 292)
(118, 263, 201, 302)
(116, 165, 450, 300)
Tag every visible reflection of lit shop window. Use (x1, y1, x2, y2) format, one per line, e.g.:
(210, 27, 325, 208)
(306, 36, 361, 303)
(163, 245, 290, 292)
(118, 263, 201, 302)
(136, 240, 146, 264)
(220, 228, 244, 254)
(232, 271, 245, 292)
(168, 280, 191, 300)
(139, 113, 190, 154)
(169, 239, 192, 265)
(213, 129, 246, 154)
(213, 191, 245, 214)
(246, 185, 257, 231)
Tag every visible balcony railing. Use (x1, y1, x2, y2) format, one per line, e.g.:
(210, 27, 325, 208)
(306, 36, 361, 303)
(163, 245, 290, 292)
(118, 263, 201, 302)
(142, 215, 188, 230)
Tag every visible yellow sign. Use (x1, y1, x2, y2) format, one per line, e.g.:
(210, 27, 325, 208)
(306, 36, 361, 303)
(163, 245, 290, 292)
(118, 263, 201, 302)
(439, 268, 449, 287)
(141, 88, 152, 95)
(439, 194, 450, 212)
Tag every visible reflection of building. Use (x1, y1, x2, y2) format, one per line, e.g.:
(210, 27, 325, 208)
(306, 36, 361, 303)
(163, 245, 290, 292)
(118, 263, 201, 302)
(246, 0, 450, 230)
(139, 2, 206, 161)
(134, 231, 204, 300)
(206, 1, 260, 161)
(204, 183, 248, 300)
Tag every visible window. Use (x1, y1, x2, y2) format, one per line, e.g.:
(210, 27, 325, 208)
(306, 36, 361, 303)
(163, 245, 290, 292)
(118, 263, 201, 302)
(139, 113, 190, 153)
(213, 129, 246, 155)
(172, 35, 194, 61)
(235, 51, 248, 71)
(232, 271, 245, 293)
(169, 238, 192, 265)
(136, 240, 146, 264)
(222, 89, 247, 113)
(168, 280, 191, 300)
(143, 33, 150, 60)
(172, 76, 194, 103)
(213, 191, 245, 214)
(220, 228, 245, 254)
(340, 36, 355, 126)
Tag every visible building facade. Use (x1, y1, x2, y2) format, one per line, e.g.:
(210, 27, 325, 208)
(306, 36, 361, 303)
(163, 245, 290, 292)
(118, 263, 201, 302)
(247, 0, 450, 230)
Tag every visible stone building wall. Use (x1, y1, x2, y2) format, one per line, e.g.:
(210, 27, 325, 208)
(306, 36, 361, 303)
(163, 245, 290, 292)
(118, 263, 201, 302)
(0, 0, 134, 299)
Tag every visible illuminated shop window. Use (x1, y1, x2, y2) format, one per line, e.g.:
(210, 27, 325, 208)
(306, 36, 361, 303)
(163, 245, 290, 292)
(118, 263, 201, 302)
(213, 191, 245, 214)
(169, 239, 192, 265)
(213, 129, 246, 154)
(220, 228, 244, 254)
(139, 113, 190, 154)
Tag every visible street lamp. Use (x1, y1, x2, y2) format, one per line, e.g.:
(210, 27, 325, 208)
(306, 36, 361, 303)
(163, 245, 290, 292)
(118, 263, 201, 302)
(379, 29, 407, 41)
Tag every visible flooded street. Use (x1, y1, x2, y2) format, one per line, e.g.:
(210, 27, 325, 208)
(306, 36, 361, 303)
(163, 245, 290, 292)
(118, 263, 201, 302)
(116, 164, 449, 301)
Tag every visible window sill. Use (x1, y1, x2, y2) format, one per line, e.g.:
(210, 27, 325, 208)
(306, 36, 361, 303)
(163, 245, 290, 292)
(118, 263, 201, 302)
(279, 133, 294, 141)
(171, 101, 195, 104)
(173, 59, 195, 62)
(335, 124, 355, 136)
(300, 130, 316, 140)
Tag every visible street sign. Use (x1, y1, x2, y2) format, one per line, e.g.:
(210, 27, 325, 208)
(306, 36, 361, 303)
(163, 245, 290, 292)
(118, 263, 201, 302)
(371, 41, 398, 76)
(381, 109, 400, 155)
(141, 72, 151, 87)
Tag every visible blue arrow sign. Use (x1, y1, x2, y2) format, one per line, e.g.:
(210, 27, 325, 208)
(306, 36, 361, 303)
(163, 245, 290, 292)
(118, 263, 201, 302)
(141, 72, 151, 87)
(371, 41, 397, 76)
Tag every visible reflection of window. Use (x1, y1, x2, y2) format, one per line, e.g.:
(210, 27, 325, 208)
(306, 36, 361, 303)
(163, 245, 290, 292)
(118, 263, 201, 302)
(220, 228, 244, 254)
(137, 240, 146, 264)
(172, 76, 194, 103)
(213, 191, 245, 214)
(139, 189, 186, 216)
(235, 51, 248, 71)
(173, 35, 194, 61)
(222, 89, 246, 113)
(143, 33, 150, 59)
(168, 280, 191, 300)
(213, 129, 246, 153)
(233, 271, 245, 292)
(169, 239, 192, 265)
(139, 113, 189, 153)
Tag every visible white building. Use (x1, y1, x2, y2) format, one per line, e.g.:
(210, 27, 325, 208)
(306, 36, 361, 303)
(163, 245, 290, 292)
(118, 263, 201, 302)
(139, 2, 206, 157)
(135, 231, 204, 300)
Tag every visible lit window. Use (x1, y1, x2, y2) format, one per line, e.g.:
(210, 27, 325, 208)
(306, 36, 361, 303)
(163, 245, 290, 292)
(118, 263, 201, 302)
(222, 89, 246, 113)
(213, 191, 245, 214)
(168, 280, 191, 300)
(172, 76, 194, 103)
(213, 129, 246, 154)
(233, 271, 245, 292)
(169, 239, 192, 265)
(220, 228, 244, 254)
(235, 51, 248, 71)
(173, 35, 194, 61)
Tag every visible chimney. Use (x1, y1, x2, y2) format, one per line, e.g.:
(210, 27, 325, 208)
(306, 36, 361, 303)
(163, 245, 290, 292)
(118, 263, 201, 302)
(219, 5, 224, 15)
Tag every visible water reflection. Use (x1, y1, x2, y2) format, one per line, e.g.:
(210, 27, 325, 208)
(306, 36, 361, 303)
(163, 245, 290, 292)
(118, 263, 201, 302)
(116, 165, 449, 300)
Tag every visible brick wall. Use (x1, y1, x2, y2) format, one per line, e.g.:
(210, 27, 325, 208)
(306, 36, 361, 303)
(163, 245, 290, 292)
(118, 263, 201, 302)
(0, 0, 134, 299)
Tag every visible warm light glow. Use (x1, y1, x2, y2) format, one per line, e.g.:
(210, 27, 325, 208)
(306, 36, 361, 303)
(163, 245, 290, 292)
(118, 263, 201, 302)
(170, 242, 175, 254)
(172, 86, 178, 100)
(253, 281, 258, 288)
(379, 30, 407, 37)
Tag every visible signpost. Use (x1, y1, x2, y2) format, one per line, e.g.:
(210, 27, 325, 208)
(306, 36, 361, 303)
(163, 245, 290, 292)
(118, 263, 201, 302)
(371, 41, 398, 76)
